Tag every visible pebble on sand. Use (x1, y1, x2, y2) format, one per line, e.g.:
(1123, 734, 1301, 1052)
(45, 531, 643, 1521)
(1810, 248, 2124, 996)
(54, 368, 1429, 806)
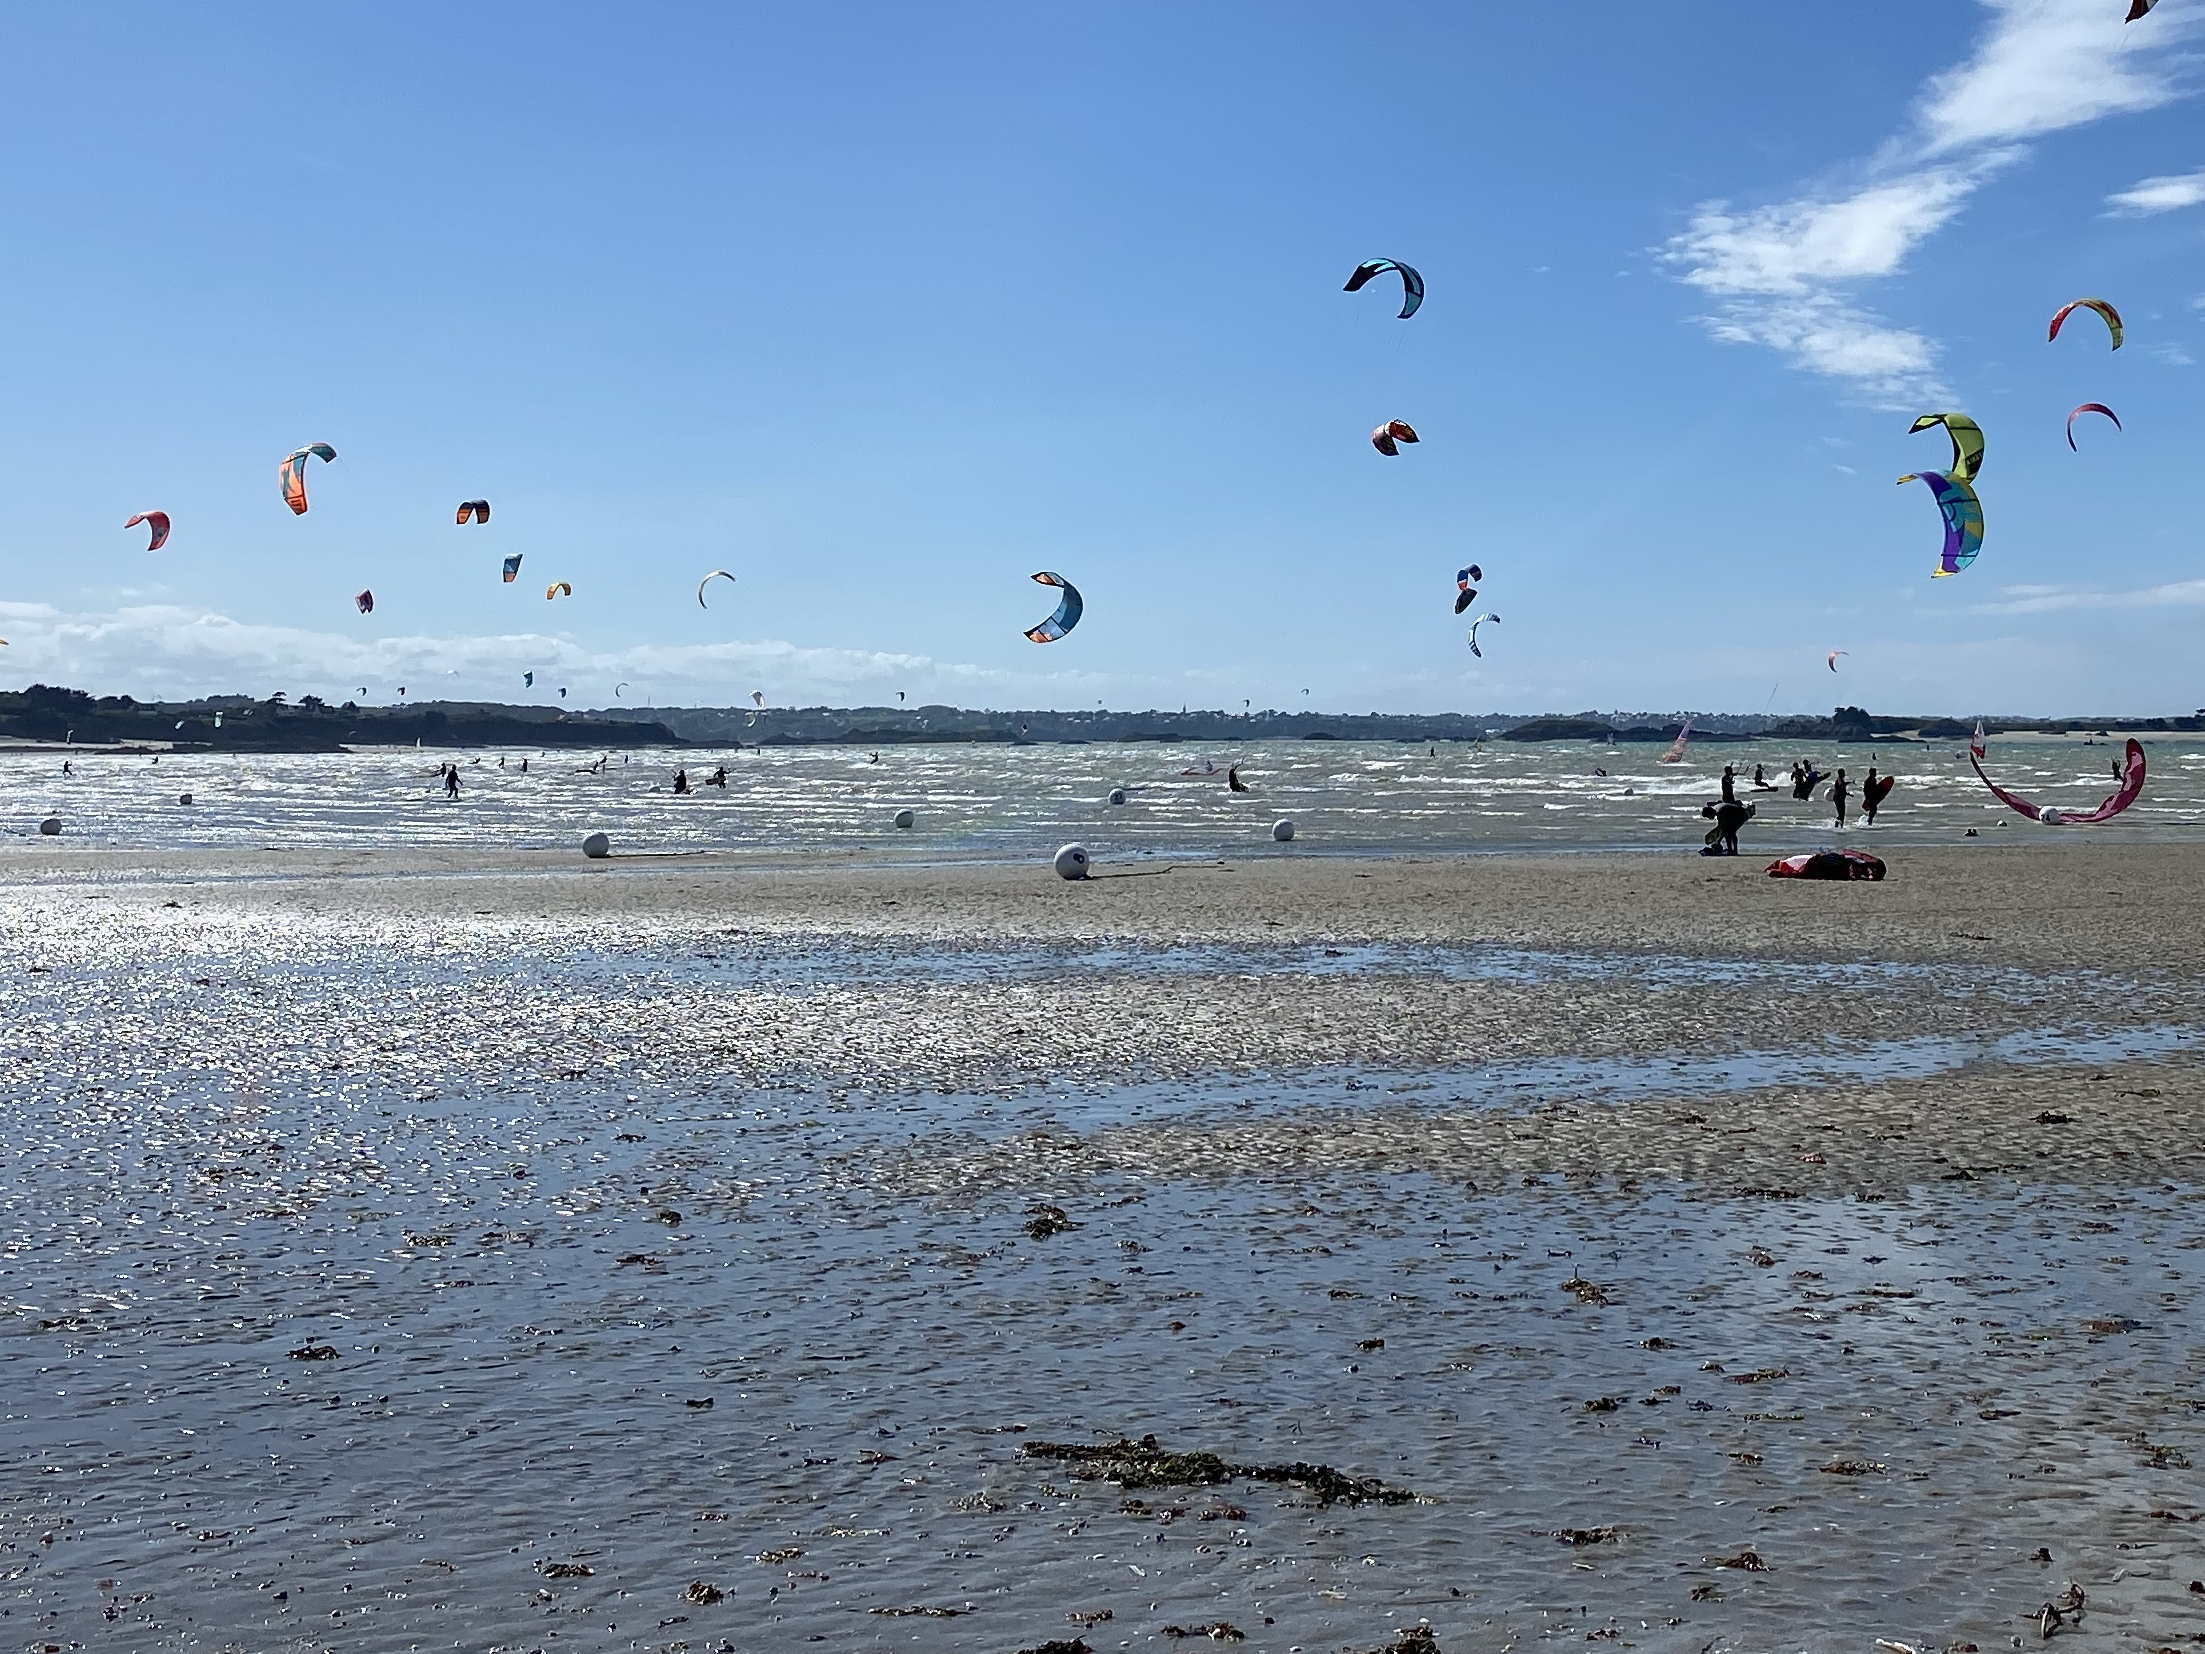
(1272, 818, 1295, 842)
(1054, 843, 1090, 880)
(582, 832, 611, 859)
(894, 808, 916, 829)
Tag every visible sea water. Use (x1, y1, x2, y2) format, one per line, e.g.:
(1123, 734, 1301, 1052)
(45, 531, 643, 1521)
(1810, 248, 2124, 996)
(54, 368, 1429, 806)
(4, 735, 2200, 857)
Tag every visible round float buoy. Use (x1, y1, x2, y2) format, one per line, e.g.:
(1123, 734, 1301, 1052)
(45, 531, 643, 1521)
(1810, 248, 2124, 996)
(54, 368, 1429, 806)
(1053, 843, 1090, 880)
(893, 808, 915, 829)
(178, 793, 193, 806)
(38, 817, 61, 836)
(1107, 788, 1126, 806)
(2037, 808, 2065, 826)
(1272, 818, 1295, 842)
(582, 831, 611, 859)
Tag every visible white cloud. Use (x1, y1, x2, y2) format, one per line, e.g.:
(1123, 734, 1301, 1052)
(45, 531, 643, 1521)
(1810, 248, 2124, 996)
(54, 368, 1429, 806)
(0, 601, 1102, 708)
(1663, 0, 2199, 402)
(1971, 578, 2205, 614)
(1917, 0, 2192, 152)
(1668, 170, 1987, 296)
(2106, 165, 2205, 213)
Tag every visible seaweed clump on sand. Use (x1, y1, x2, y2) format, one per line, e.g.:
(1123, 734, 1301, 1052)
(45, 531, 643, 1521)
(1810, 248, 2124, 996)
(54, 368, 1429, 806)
(1363, 1627, 1442, 1654)
(1020, 1434, 1415, 1507)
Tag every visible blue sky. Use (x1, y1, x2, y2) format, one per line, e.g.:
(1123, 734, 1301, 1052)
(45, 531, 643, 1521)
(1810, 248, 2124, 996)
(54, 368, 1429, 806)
(0, 0, 2202, 716)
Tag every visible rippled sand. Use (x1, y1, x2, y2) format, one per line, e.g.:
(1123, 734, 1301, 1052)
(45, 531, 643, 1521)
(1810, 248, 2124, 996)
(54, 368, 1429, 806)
(1, 844, 2201, 1653)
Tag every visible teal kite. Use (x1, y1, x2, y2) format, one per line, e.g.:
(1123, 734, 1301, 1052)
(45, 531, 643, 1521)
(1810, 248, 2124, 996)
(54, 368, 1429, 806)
(1897, 469, 1983, 578)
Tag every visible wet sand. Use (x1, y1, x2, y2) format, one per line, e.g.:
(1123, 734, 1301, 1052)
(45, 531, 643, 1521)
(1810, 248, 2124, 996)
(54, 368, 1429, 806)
(0, 843, 2201, 1652)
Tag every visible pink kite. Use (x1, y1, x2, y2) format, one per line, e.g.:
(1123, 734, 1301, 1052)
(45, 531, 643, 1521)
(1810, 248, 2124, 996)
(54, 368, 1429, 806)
(1969, 726, 2145, 824)
(125, 510, 171, 551)
(2065, 403, 2120, 451)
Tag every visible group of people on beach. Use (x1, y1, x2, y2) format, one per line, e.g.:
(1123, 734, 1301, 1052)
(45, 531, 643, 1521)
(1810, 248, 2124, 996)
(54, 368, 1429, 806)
(1701, 758, 1895, 854)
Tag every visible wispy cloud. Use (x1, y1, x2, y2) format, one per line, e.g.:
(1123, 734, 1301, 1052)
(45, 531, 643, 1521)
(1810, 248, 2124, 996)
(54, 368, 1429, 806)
(2106, 164, 2205, 213)
(0, 601, 1100, 708)
(1970, 578, 2205, 614)
(1663, 0, 2198, 403)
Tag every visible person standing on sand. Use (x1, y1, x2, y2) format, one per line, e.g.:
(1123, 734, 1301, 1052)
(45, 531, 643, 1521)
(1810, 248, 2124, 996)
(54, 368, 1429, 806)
(1830, 768, 1848, 826)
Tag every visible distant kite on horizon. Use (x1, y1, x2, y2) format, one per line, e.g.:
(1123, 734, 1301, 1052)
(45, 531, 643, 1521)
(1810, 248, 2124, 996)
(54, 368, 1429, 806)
(2049, 297, 2122, 350)
(354, 589, 374, 615)
(546, 581, 572, 601)
(697, 569, 736, 608)
(1827, 650, 1847, 672)
(456, 499, 490, 525)
(280, 443, 337, 515)
(125, 510, 171, 552)
(502, 553, 523, 583)
(1344, 258, 1423, 319)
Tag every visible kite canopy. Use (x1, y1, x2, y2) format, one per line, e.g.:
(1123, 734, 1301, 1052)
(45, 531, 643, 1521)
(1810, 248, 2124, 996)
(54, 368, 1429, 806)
(2066, 402, 2121, 450)
(545, 581, 572, 600)
(125, 510, 170, 552)
(1465, 612, 1500, 658)
(501, 553, 523, 583)
(2129, 0, 2159, 16)
(1907, 412, 1984, 483)
(1767, 849, 1886, 881)
(1370, 419, 1419, 456)
(354, 589, 374, 614)
(751, 690, 765, 708)
(1344, 258, 1424, 319)
(1970, 727, 2146, 825)
(1454, 564, 1483, 614)
(524, 672, 534, 687)
(1024, 571, 1083, 643)
(1897, 469, 1984, 577)
(455, 499, 490, 525)
(697, 569, 736, 608)
(279, 443, 337, 515)
(1827, 650, 1847, 672)
(2048, 297, 2122, 350)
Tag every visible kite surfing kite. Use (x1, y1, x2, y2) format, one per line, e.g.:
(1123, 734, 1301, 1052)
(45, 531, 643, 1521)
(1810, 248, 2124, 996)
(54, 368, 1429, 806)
(1827, 650, 1847, 672)
(126, 511, 170, 552)
(1454, 565, 1483, 615)
(2130, 0, 2159, 17)
(1970, 724, 2145, 825)
(523, 672, 534, 688)
(2066, 403, 2120, 450)
(455, 500, 490, 525)
(1767, 848, 1886, 881)
(279, 443, 337, 515)
(502, 554, 523, 583)
(546, 581, 572, 601)
(1659, 719, 1692, 764)
(697, 569, 736, 607)
(1371, 420, 1419, 456)
(354, 589, 374, 615)
(1897, 469, 1984, 577)
(1228, 765, 1250, 793)
(1908, 412, 1983, 483)
(1023, 571, 1083, 643)
(1465, 612, 1500, 658)
(2048, 297, 2122, 350)
(1344, 258, 1423, 319)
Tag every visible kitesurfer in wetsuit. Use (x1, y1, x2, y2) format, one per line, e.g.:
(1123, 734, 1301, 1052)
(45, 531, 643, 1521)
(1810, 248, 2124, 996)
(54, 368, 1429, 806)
(1700, 798, 1752, 855)
(708, 766, 727, 788)
(1752, 764, 1776, 791)
(1863, 766, 1881, 824)
(1830, 769, 1849, 826)
(672, 768, 691, 795)
(444, 765, 461, 799)
(1721, 765, 1737, 804)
